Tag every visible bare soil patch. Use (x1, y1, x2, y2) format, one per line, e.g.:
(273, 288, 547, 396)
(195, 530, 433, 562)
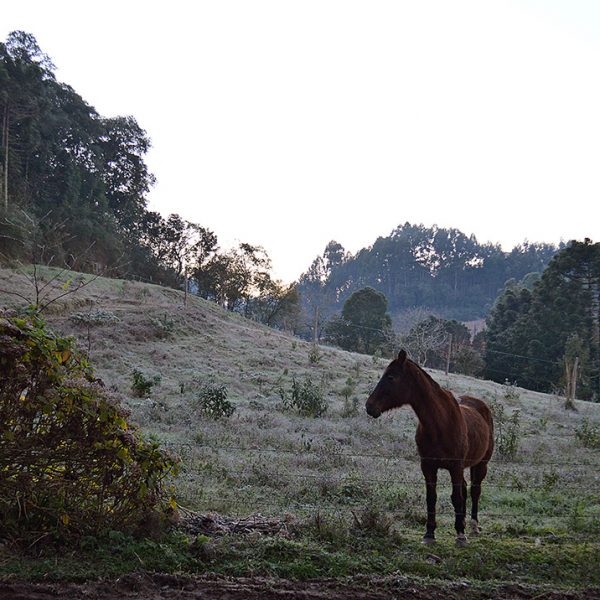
(1, 574, 598, 600)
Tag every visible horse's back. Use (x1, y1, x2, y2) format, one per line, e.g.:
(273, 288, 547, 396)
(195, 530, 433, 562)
(459, 395, 493, 426)
(459, 395, 494, 465)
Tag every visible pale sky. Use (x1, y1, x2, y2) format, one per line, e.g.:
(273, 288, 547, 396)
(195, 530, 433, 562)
(2, 1, 600, 282)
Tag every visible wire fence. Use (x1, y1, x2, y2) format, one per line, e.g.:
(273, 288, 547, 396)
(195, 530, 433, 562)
(171, 440, 600, 525)
(172, 444, 600, 504)
(175, 441, 600, 468)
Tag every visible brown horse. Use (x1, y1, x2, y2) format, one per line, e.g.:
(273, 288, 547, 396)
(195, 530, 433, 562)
(365, 350, 494, 546)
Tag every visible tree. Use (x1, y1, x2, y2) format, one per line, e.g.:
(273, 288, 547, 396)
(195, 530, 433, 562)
(403, 315, 449, 366)
(194, 243, 273, 312)
(245, 281, 301, 331)
(98, 115, 156, 232)
(484, 239, 600, 400)
(0, 31, 55, 210)
(483, 282, 533, 384)
(325, 287, 394, 355)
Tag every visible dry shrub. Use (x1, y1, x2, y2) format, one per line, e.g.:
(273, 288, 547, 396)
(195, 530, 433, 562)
(0, 310, 178, 546)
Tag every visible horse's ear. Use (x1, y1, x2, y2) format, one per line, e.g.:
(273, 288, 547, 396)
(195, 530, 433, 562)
(398, 349, 407, 364)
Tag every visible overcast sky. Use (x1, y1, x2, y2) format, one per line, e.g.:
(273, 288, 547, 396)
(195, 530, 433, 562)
(3, 1, 600, 282)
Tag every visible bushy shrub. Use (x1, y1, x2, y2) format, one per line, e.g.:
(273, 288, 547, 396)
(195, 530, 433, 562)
(280, 376, 328, 418)
(131, 369, 162, 398)
(196, 382, 235, 419)
(0, 310, 178, 545)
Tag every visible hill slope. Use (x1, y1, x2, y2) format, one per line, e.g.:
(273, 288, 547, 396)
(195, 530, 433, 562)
(1, 265, 599, 590)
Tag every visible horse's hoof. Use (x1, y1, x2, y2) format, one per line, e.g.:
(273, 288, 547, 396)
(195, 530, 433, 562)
(422, 536, 436, 545)
(455, 534, 469, 547)
(470, 519, 481, 536)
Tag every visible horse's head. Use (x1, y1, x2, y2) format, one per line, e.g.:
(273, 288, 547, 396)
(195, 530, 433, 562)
(365, 349, 412, 418)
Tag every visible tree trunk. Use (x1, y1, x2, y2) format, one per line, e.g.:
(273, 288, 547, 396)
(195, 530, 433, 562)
(2, 102, 9, 210)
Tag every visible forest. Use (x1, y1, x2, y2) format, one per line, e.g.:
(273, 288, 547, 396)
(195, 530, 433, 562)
(296, 225, 558, 324)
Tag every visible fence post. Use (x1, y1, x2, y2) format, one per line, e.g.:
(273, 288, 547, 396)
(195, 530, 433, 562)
(184, 268, 188, 308)
(565, 356, 579, 410)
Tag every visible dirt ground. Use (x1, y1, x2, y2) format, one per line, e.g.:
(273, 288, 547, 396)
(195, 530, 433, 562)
(1, 573, 599, 600)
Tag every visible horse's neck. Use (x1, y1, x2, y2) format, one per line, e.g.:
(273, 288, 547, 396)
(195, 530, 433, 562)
(406, 366, 454, 436)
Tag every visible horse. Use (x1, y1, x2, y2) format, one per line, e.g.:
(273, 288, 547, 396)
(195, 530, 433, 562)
(365, 349, 494, 547)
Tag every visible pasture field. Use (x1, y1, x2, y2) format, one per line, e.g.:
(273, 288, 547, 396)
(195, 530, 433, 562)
(1, 266, 599, 597)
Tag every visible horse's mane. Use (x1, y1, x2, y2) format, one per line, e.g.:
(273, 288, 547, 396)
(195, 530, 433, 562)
(407, 359, 442, 393)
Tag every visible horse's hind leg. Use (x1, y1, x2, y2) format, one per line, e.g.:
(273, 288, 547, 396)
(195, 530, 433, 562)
(470, 461, 488, 535)
(450, 467, 468, 546)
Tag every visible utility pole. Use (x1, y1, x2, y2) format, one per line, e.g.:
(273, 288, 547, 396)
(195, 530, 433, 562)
(312, 305, 319, 345)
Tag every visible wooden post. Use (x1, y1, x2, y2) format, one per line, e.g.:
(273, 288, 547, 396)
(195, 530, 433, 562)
(565, 356, 579, 410)
(184, 268, 188, 308)
(571, 356, 579, 403)
(312, 305, 319, 345)
(445, 334, 453, 376)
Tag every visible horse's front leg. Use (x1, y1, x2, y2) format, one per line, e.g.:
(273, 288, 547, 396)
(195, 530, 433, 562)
(450, 466, 468, 547)
(421, 462, 438, 544)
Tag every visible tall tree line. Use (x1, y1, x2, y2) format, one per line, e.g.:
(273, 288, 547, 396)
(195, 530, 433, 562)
(297, 223, 558, 330)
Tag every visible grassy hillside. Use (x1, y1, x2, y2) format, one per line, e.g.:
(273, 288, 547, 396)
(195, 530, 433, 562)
(1, 266, 599, 593)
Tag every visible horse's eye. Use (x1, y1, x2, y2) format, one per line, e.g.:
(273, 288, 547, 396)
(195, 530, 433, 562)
(386, 375, 395, 382)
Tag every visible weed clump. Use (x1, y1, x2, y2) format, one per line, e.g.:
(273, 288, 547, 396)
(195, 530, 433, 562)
(150, 313, 175, 338)
(196, 382, 235, 419)
(575, 418, 600, 449)
(351, 505, 393, 537)
(70, 309, 120, 326)
(0, 310, 178, 545)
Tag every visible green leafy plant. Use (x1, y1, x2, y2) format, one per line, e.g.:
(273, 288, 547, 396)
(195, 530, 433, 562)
(280, 376, 328, 418)
(131, 369, 161, 398)
(196, 382, 235, 419)
(488, 392, 521, 459)
(340, 377, 359, 417)
(308, 344, 322, 365)
(0, 310, 178, 545)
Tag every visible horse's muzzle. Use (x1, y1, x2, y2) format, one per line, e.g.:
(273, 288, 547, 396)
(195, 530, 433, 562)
(366, 403, 382, 418)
